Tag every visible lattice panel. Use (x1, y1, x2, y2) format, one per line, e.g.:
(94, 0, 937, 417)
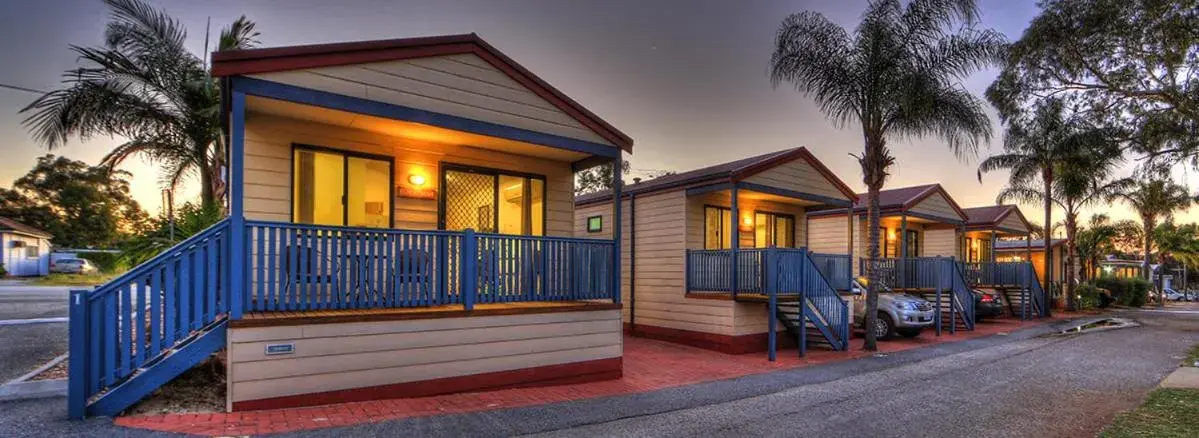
(444, 170, 495, 232)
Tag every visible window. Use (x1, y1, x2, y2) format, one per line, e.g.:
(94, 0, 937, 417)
(441, 166, 545, 236)
(879, 227, 893, 258)
(24, 246, 39, 259)
(753, 212, 795, 248)
(904, 230, 920, 257)
(293, 146, 393, 228)
(587, 215, 603, 233)
(704, 206, 732, 249)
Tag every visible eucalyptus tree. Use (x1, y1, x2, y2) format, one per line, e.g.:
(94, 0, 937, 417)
(21, 0, 260, 210)
(1114, 178, 1194, 304)
(995, 142, 1129, 310)
(769, 0, 1004, 350)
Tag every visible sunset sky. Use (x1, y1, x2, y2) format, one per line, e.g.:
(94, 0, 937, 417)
(0, 0, 1192, 234)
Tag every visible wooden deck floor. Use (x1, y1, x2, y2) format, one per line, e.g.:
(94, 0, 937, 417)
(232, 301, 621, 328)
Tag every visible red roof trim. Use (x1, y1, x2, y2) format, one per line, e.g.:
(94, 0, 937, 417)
(729, 147, 859, 202)
(211, 33, 633, 152)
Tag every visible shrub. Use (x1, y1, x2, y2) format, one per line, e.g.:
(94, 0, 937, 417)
(1076, 284, 1101, 309)
(0, 263, 6, 277)
(1125, 278, 1150, 307)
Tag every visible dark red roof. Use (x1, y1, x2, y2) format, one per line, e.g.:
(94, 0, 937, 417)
(211, 33, 633, 152)
(0, 217, 51, 238)
(811, 183, 967, 221)
(574, 147, 857, 205)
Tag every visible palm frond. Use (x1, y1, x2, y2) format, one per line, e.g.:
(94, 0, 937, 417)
(218, 16, 260, 51)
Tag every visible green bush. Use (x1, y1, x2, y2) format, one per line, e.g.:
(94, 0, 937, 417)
(1076, 284, 1101, 309)
(0, 263, 6, 277)
(1093, 276, 1151, 307)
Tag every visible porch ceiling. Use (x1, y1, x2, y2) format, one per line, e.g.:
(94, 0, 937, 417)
(737, 189, 821, 207)
(247, 96, 591, 162)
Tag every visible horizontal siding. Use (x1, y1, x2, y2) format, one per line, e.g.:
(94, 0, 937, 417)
(244, 113, 576, 237)
(910, 192, 961, 222)
(743, 158, 850, 202)
(807, 216, 850, 255)
(227, 310, 622, 403)
(685, 191, 808, 251)
(999, 212, 1029, 233)
(924, 228, 957, 257)
(250, 53, 616, 148)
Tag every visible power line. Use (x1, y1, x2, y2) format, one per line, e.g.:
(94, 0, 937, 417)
(0, 83, 47, 95)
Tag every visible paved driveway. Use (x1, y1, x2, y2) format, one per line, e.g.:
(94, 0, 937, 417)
(0, 286, 72, 383)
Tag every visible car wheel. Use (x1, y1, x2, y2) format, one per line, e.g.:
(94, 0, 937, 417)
(897, 328, 921, 338)
(873, 313, 896, 340)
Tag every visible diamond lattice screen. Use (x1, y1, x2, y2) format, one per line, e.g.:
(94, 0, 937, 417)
(444, 170, 496, 233)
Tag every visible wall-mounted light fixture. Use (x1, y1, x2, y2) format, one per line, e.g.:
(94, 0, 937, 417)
(408, 173, 427, 187)
(739, 212, 754, 232)
(887, 228, 896, 241)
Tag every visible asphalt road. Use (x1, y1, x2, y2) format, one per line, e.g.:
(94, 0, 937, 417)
(2, 310, 1197, 437)
(0, 286, 72, 383)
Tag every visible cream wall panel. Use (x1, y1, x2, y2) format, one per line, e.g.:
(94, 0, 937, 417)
(743, 158, 850, 202)
(228, 310, 622, 403)
(924, 228, 958, 257)
(807, 216, 851, 254)
(249, 53, 617, 148)
(910, 192, 961, 222)
(998, 213, 1029, 233)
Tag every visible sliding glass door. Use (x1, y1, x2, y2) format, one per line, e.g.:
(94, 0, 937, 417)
(441, 166, 545, 236)
(293, 146, 393, 228)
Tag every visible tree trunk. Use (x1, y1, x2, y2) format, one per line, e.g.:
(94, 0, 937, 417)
(864, 183, 882, 351)
(1041, 172, 1053, 317)
(1143, 217, 1158, 307)
(1064, 214, 1077, 311)
(199, 160, 216, 211)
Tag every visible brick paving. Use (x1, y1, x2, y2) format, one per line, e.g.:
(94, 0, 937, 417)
(114, 316, 1066, 436)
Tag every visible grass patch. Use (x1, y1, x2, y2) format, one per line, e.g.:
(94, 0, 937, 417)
(1101, 389, 1199, 437)
(1183, 345, 1199, 367)
(29, 272, 118, 286)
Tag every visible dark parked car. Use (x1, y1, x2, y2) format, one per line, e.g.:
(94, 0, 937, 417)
(973, 289, 1005, 321)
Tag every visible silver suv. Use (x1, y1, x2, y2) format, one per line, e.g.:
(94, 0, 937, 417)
(850, 278, 936, 339)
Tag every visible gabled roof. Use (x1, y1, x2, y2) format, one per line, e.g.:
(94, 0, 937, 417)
(574, 147, 858, 205)
(811, 183, 967, 222)
(211, 33, 633, 152)
(962, 204, 1031, 233)
(0, 217, 51, 239)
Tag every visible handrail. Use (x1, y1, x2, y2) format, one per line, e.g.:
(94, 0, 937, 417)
(797, 250, 849, 349)
(88, 218, 231, 299)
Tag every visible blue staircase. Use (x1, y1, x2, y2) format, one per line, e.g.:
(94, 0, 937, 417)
(68, 219, 232, 418)
(766, 249, 850, 360)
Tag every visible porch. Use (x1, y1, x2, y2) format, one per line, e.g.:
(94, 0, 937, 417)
(68, 34, 632, 418)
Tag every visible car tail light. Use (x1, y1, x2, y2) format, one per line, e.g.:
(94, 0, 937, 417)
(981, 294, 994, 303)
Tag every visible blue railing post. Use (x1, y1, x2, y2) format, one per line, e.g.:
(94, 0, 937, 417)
(67, 289, 88, 419)
(461, 229, 477, 311)
(765, 247, 778, 362)
(228, 90, 246, 320)
(934, 257, 943, 336)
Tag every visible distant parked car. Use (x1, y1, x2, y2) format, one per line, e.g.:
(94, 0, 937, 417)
(1163, 288, 1187, 302)
(973, 289, 1005, 321)
(850, 278, 936, 339)
(50, 258, 97, 274)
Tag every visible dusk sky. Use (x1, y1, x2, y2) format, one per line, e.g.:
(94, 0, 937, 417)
(0, 0, 1188, 232)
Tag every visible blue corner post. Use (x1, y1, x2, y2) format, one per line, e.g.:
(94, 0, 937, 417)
(934, 257, 943, 336)
(67, 289, 88, 419)
(611, 157, 622, 305)
(765, 247, 778, 362)
(798, 249, 808, 358)
(228, 90, 246, 319)
(462, 228, 477, 311)
(730, 184, 739, 300)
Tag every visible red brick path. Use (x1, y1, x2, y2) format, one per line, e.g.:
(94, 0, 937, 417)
(115, 316, 1067, 436)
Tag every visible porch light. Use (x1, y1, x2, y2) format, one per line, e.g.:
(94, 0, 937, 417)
(887, 229, 896, 241)
(740, 212, 754, 232)
(408, 174, 427, 187)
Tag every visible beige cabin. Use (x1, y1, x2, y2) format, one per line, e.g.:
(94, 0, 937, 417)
(575, 147, 858, 354)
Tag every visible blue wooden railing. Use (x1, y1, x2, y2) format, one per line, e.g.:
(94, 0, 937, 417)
(809, 253, 853, 291)
(245, 220, 617, 311)
(960, 261, 1025, 286)
(861, 257, 974, 332)
(686, 249, 851, 295)
(766, 248, 850, 360)
(69, 218, 232, 418)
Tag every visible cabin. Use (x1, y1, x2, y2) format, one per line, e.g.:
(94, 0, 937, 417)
(574, 147, 858, 359)
(68, 34, 631, 418)
(996, 238, 1068, 307)
(0, 217, 51, 277)
(960, 205, 1044, 317)
(807, 184, 984, 331)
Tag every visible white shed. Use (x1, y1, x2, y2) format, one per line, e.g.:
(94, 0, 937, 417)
(0, 217, 52, 277)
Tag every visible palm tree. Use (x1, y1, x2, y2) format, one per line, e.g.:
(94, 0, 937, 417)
(21, 0, 259, 211)
(1075, 214, 1118, 283)
(769, 0, 1003, 350)
(979, 98, 1094, 316)
(996, 143, 1129, 310)
(1114, 178, 1194, 305)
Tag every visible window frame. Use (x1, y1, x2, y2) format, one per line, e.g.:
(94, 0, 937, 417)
(437, 163, 548, 236)
(24, 245, 39, 260)
(290, 143, 396, 228)
(904, 229, 920, 257)
(703, 205, 732, 250)
(752, 210, 796, 248)
(587, 215, 603, 233)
